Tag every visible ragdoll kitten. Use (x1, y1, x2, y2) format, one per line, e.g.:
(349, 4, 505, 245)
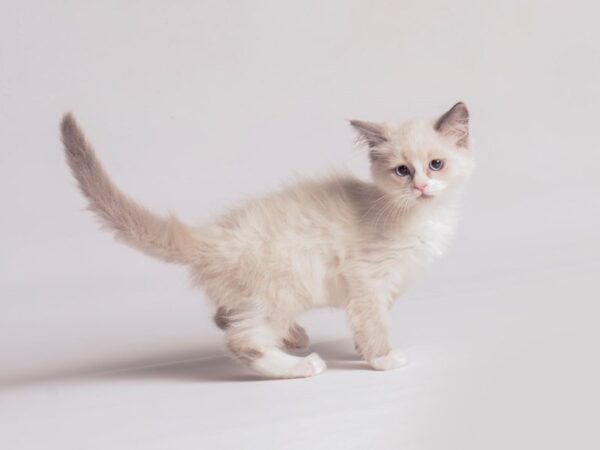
(61, 102, 474, 379)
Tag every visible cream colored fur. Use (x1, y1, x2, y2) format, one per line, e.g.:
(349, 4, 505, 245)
(61, 102, 474, 379)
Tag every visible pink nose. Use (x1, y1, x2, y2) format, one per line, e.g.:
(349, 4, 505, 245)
(415, 183, 428, 192)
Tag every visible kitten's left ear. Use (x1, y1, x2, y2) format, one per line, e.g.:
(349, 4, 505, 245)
(435, 102, 469, 148)
(349, 120, 388, 148)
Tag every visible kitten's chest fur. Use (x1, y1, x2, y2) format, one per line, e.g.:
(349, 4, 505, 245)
(334, 202, 459, 305)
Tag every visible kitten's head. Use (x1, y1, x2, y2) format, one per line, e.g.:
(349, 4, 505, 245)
(351, 102, 475, 205)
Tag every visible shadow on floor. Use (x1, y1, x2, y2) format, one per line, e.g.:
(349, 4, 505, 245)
(99, 339, 368, 383)
(0, 339, 368, 387)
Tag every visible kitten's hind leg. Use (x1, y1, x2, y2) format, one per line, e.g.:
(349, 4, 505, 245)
(252, 348, 325, 379)
(282, 322, 309, 351)
(225, 318, 325, 379)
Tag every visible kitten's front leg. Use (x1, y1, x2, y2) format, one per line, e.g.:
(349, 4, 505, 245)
(347, 296, 408, 371)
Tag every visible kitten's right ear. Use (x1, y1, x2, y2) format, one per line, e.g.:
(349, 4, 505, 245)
(434, 102, 469, 148)
(349, 120, 388, 149)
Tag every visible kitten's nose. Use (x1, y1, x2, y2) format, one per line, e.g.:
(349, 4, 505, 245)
(414, 183, 428, 192)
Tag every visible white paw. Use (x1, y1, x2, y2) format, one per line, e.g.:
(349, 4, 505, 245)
(293, 352, 327, 378)
(369, 349, 408, 371)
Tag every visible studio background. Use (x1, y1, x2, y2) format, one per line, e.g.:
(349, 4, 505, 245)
(1, 1, 598, 449)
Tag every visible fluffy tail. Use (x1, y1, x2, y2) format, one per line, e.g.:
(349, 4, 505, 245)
(61, 113, 199, 265)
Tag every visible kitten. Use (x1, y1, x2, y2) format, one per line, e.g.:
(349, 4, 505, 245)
(61, 102, 474, 379)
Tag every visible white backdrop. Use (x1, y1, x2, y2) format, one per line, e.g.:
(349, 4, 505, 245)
(1, 1, 599, 449)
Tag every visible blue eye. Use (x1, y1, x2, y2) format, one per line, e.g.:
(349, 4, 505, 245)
(429, 159, 444, 171)
(395, 165, 411, 177)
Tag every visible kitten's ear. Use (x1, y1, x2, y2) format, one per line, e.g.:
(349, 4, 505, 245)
(349, 120, 388, 148)
(435, 102, 469, 148)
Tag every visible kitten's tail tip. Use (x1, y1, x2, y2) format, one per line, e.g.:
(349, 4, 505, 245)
(60, 111, 82, 139)
(60, 111, 77, 135)
(60, 112, 89, 159)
